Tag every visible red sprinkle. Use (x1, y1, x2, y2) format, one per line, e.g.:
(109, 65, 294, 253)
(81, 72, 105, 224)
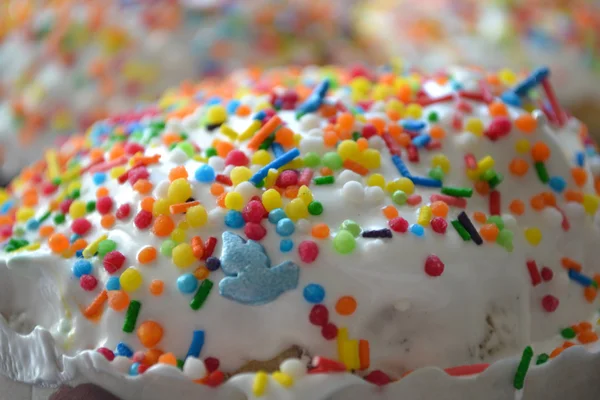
(200, 370, 225, 387)
(59, 198, 74, 214)
(124, 142, 145, 155)
(541, 267, 554, 282)
(204, 357, 220, 373)
(364, 370, 392, 386)
(97, 347, 115, 361)
(321, 323, 338, 340)
(430, 217, 447, 234)
(96, 196, 114, 215)
(215, 174, 232, 186)
(116, 204, 132, 220)
(406, 194, 422, 206)
(489, 190, 501, 216)
(444, 363, 489, 377)
(224, 150, 249, 167)
(127, 166, 150, 185)
(298, 240, 319, 263)
(242, 200, 266, 223)
(103, 251, 126, 274)
(202, 237, 218, 260)
(362, 124, 377, 139)
(424, 255, 445, 277)
(80, 275, 98, 291)
(309, 357, 346, 373)
(133, 210, 153, 229)
(542, 295, 559, 312)
(309, 304, 329, 326)
(464, 153, 477, 170)
(526, 260, 542, 286)
(430, 194, 467, 208)
(389, 217, 409, 233)
(407, 145, 419, 163)
(71, 218, 92, 235)
(244, 222, 267, 241)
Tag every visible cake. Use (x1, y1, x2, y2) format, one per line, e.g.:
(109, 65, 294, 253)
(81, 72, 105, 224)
(1, 64, 600, 399)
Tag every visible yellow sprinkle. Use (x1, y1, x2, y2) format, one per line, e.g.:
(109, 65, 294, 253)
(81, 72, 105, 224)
(337, 327, 349, 363)
(16, 207, 35, 223)
(264, 169, 279, 188)
(477, 156, 495, 172)
(417, 205, 433, 226)
(466, 168, 480, 181)
(45, 150, 60, 180)
(524, 227, 542, 246)
(193, 155, 208, 163)
(220, 124, 238, 141)
(60, 166, 82, 183)
(110, 166, 127, 179)
(465, 117, 484, 137)
(431, 154, 451, 174)
(341, 340, 360, 371)
(367, 173, 385, 188)
(83, 234, 108, 258)
(271, 372, 294, 388)
(515, 139, 530, 154)
(252, 371, 269, 397)
(239, 120, 261, 141)
(583, 194, 600, 215)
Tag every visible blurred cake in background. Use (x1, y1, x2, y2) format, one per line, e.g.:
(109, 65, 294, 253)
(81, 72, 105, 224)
(0, 0, 365, 182)
(356, 0, 600, 134)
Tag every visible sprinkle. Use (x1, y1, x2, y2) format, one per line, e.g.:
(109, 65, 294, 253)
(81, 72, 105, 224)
(83, 289, 108, 318)
(252, 371, 269, 397)
(296, 79, 330, 117)
(391, 155, 410, 177)
(412, 134, 431, 148)
(272, 372, 294, 388)
(489, 190, 501, 215)
(526, 260, 542, 286)
(123, 300, 141, 333)
(298, 169, 314, 187)
(238, 120, 262, 141)
(186, 330, 205, 359)
(314, 176, 335, 185)
(430, 194, 467, 208)
(444, 364, 489, 377)
(441, 186, 473, 198)
(82, 234, 108, 258)
(249, 148, 300, 185)
(568, 269, 594, 287)
(169, 201, 201, 214)
(457, 212, 482, 244)
(88, 156, 128, 173)
(342, 159, 369, 176)
(542, 295, 559, 312)
(540, 76, 567, 126)
(45, 150, 60, 180)
(309, 357, 347, 373)
(513, 345, 534, 390)
(190, 279, 214, 311)
(536, 354, 549, 365)
(407, 145, 419, 162)
(202, 237, 217, 260)
(361, 229, 392, 238)
(464, 153, 477, 170)
(534, 162, 550, 183)
(382, 133, 402, 156)
(417, 205, 432, 226)
(247, 115, 282, 150)
(410, 175, 442, 188)
(215, 174, 232, 186)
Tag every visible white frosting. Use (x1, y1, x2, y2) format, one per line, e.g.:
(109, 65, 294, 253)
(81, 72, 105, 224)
(1, 66, 600, 398)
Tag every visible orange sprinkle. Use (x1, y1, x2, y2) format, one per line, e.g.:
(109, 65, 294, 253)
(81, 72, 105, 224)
(236, 104, 251, 117)
(343, 159, 369, 176)
(140, 197, 155, 212)
(108, 143, 125, 160)
(108, 290, 130, 311)
(152, 215, 175, 237)
(541, 192, 556, 207)
(549, 347, 563, 358)
(48, 233, 69, 253)
(169, 201, 200, 214)
(320, 167, 333, 176)
(593, 273, 600, 286)
(564, 190, 584, 203)
(382, 205, 398, 220)
(509, 199, 525, 216)
(473, 211, 487, 224)
(474, 180, 490, 196)
(356, 137, 369, 151)
(137, 246, 157, 264)
(149, 279, 164, 296)
(430, 201, 449, 218)
(162, 132, 182, 147)
(358, 339, 370, 370)
(284, 186, 299, 199)
(429, 125, 446, 140)
(335, 296, 357, 316)
(247, 115, 282, 150)
(578, 330, 598, 344)
(137, 321, 164, 348)
(169, 166, 188, 181)
(323, 130, 339, 147)
(39, 225, 55, 237)
(572, 324, 582, 335)
(215, 140, 235, 158)
(191, 236, 204, 259)
(530, 194, 546, 211)
(311, 223, 330, 239)
(531, 142, 551, 162)
(369, 118, 386, 134)
(133, 179, 153, 194)
(562, 341, 576, 349)
(386, 109, 401, 121)
(101, 214, 116, 229)
(578, 321, 593, 332)
(571, 167, 588, 187)
(479, 224, 499, 242)
(210, 183, 225, 196)
(145, 349, 164, 366)
(71, 238, 88, 252)
(83, 289, 108, 318)
(488, 102, 508, 117)
(194, 266, 210, 280)
(158, 352, 177, 366)
(96, 187, 109, 198)
(509, 158, 529, 177)
(275, 126, 295, 147)
(133, 154, 161, 166)
(561, 257, 582, 272)
(514, 114, 537, 133)
(337, 113, 354, 131)
(397, 132, 411, 148)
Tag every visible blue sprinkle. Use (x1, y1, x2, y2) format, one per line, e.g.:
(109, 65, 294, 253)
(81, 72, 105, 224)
(129, 362, 140, 376)
(26, 219, 39, 231)
(268, 208, 287, 224)
(500, 91, 522, 107)
(276, 218, 295, 236)
(568, 269, 594, 287)
(72, 259, 93, 278)
(280, 239, 293, 252)
(410, 175, 442, 188)
(106, 276, 121, 291)
(249, 148, 300, 185)
(391, 154, 411, 177)
(195, 165, 216, 183)
(219, 232, 299, 305)
(450, 80, 463, 90)
(0, 200, 15, 215)
(177, 273, 199, 294)
(253, 110, 267, 121)
(303, 283, 325, 303)
(92, 172, 107, 185)
(227, 100, 241, 114)
(186, 330, 205, 359)
(575, 151, 585, 167)
(513, 67, 549, 97)
(409, 224, 425, 237)
(271, 142, 285, 158)
(206, 97, 222, 106)
(412, 134, 431, 148)
(224, 210, 245, 229)
(70, 234, 81, 243)
(115, 342, 134, 358)
(548, 176, 567, 193)
(206, 256, 221, 271)
(75, 250, 84, 258)
(296, 79, 330, 116)
(401, 119, 426, 132)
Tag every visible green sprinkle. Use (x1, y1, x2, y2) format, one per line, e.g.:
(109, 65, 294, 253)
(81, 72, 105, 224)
(52, 177, 62, 186)
(177, 359, 185, 370)
(535, 353, 549, 365)
(427, 112, 439, 122)
(486, 216, 504, 230)
(481, 169, 496, 182)
(488, 173, 504, 189)
(86, 201, 96, 212)
(428, 166, 445, 181)
(258, 134, 275, 151)
(352, 132, 361, 141)
(97, 239, 117, 257)
(314, 176, 335, 185)
(441, 186, 473, 198)
(190, 279, 214, 310)
(534, 162, 549, 183)
(513, 346, 534, 390)
(333, 230, 356, 254)
(122, 300, 141, 333)
(561, 327, 576, 339)
(392, 190, 408, 205)
(13, 227, 25, 237)
(38, 210, 52, 224)
(5, 238, 29, 252)
(451, 220, 471, 241)
(53, 214, 66, 224)
(496, 229, 514, 252)
(69, 189, 81, 199)
(308, 201, 323, 215)
(151, 120, 166, 130)
(322, 152, 343, 170)
(177, 142, 195, 157)
(303, 152, 321, 168)
(255, 180, 265, 189)
(205, 147, 217, 158)
(340, 220, 361, 237)
(160, 240, 177, 257)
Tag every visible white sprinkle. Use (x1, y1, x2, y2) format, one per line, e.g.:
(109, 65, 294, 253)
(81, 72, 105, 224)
(167, 147, 189, 163)
(364, 186, 385, 205)
(208, 156, 225, 172)
(337, 169, 362, 185)
(296, 219, 311, 234)
(235, 181, 260, 202)
(112, 356, 133, 373)
(153, 180, 170, 199)
(279, 358, 307, 379)
(299, 136, 325, 155)
(183, 357, 207, 380)
(342, 181, 365, 204)
(299, 114, 321, 131)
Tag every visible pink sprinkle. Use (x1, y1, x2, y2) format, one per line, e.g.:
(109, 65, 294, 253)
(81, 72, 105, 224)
(71, 218, 92, 235)
(59, 198, 74, 214)
(389, 217, 409, 233)
(275, 170, 298, 188)
(298, 240, 319, 263)
(406, 194, 422, 206)
(541, 267, 554, 282)
(430, 217, 447, 234)
(132, 351, 146, 363)
(452, 112, 463, 130)
(542, 295, 559, 312)
(424, 255, 445, 277)
(526, 260, 541, 286)
(298, 168, 314, 187)
(127, 166, 149, 185)
(97, 347, 115, 361)
(309, 304, 329, 326)
(124, 142, 145, 155)
(224, 150, 249, 167)
(430, 194, 467, 208)
(244, 222, 267, 241)
(103, 251, 126, 274)
(116, 204, 131, 220)
(321, 322, 338, 340)
(80, 275, 98, 291)
(364, 370, 392, 386)
(41, 182, 59, 196)
(204, 357, 220, 373)
(464, 153, 477, 170)
(242, 200, 266, 223)
(134, 210, 153, 229)
(96, 196, 114, 215)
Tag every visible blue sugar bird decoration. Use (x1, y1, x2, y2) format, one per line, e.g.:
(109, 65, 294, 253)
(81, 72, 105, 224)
(218, 231, 299, 305)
